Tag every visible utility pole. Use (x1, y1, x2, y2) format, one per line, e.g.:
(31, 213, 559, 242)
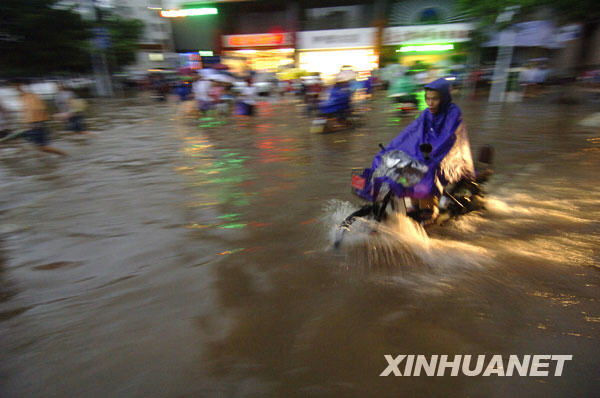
(488, 5, 520, 103)
(373, 0, 388, 67)
(86, 0, 113, 97)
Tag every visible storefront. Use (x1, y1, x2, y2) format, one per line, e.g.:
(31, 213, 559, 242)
(382, 23, 474, 69)
(221, 33, 295, 74)
(296, 28, 379, 81)
(177, 51, 219, 72)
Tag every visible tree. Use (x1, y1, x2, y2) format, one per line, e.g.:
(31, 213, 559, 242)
(457, 0, 600, 71)
(97, 12, 144, 72)
(550, 0, 600, 71)
(0, 0, 92, 76)
(0, 2, 145, 77)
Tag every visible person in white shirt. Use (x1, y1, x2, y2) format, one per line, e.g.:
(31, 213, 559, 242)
(192, 73, 212, 113)
(239, 78, 257, 116)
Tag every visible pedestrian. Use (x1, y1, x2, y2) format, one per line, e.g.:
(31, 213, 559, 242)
(238, 77, 257, 116)
(305, 75, 323, 115)
(519, 63, 534, 98)
(193, 72, 212, 114)
(55, 83, 88, 134)
(11, 79, 67, 156)
(219, 83, 234, 116)
(174, 80, 192, 102)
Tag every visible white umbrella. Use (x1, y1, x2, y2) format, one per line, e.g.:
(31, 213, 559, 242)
(335, 70, 356, 83)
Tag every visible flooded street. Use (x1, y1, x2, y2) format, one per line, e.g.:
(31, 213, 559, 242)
(1, 94, 599, 397)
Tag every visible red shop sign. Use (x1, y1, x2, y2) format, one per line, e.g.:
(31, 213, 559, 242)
(224, 33, 290, 47)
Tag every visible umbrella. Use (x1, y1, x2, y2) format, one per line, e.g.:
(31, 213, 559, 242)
(199, 69, 215, 79)
(335, 70, 356, 83)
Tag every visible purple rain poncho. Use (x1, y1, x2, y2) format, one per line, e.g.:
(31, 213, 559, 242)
(319, 83, 352, 115)
(356, 78, 475, 202)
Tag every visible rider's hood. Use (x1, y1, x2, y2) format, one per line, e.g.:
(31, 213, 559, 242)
(424, 78, 452, 114)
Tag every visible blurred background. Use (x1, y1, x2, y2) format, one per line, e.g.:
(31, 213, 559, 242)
(1, 0, 599, 104)
(1, 1, 599, 397)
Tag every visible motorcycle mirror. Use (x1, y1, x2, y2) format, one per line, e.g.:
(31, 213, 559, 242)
(420, 143, 433, 159)
(379, 143, 386, 151)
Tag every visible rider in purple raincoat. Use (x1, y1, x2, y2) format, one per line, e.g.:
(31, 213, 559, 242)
(356, 78, 475, 220)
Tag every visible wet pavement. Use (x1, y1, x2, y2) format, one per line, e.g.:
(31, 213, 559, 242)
(1, 93, 599, 397)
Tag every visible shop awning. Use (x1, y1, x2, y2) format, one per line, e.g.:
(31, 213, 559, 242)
(483, 21, 581, 48)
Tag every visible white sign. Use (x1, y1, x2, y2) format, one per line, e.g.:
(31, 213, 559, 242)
(297, 28, 377, 50)
(383, 23, 474, 45)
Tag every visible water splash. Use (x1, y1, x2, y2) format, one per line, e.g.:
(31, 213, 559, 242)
(323, 199, 489, 274)
(465, 192, 599, 268)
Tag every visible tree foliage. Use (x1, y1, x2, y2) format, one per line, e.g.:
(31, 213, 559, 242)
(545, 0, 600, 23)
(457, 0, 600, 26)
(99, 13, 144, 71)
(457, 0, 600, 68)
(0, 1, 145, 77)
(0, 0, 93, 76)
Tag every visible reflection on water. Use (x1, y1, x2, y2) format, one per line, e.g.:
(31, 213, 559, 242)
(0, 96, 599, 397)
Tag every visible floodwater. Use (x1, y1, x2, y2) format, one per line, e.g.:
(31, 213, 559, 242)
(1, 93, 599, 397)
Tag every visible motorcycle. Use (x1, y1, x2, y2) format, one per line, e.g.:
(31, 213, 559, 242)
(310, 107, 362, 133)
(310, 81, 358, 134)
(333, 144, 494, 248)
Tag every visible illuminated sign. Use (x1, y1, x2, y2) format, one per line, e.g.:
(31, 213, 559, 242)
(383, 23, 473, 45)
(297, 28, 377, 50)
(198, 51, 214, 56)
(160, 8, 218, 17)
(148, 53, 165, 61)
(397, 44, 455, 52)
(223, 33, 292, 47)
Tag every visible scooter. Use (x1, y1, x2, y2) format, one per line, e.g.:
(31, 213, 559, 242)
(310, 108, 360, 133)
(333, 144, 494, 248)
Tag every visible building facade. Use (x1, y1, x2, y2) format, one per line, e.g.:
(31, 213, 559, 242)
(59, 0, 177, 73)
(113, 0, 177, 73)
(161, 0, 476, 78)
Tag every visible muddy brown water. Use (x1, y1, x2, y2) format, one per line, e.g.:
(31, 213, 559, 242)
(1, 94, 599, 397)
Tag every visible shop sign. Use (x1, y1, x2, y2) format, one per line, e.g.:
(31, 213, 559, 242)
(201, 56, 221, 66)
(223, 33, 292, 48)
(297, 28, 377, 50)
(383, 23, 474, 45)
